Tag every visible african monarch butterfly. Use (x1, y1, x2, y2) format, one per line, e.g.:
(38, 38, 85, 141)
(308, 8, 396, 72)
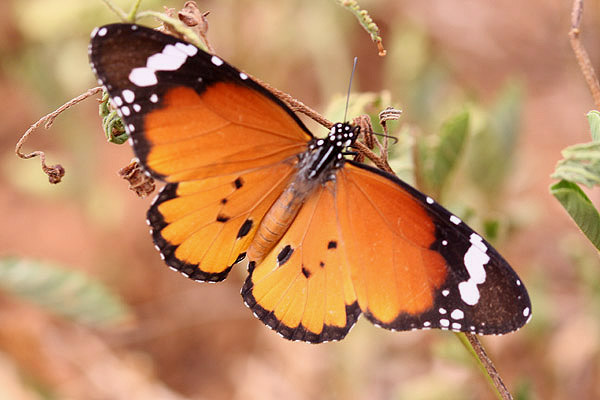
(89, 23, 531, 343)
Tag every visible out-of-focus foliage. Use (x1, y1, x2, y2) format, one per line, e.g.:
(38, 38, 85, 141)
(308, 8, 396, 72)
(551, 111, 600, 250)
(0, 257, 131, 326)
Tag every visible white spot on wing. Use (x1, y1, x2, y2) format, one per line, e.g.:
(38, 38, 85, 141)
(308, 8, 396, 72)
(523, 307, 530, 317)
(97, 27, 107, 37)
(91, 27, 99, 38)
(240, 72, 248, 80)
(450, 215, 462, 225)
(211, 55, 223, 66)
(458, 233, 490, 306)
(426, 196, 434, 204)
(113, 96, 123, 107)
(450, 309, 464, 320)
(150, 93, 158, 103)
(175, 42, 198, 56)
(442, 289, 449, 296)
(440, 319, 450, 327)
(122, 89, 135, 103)
(129, 44, 196, 87)
(129, 68, 158, 87)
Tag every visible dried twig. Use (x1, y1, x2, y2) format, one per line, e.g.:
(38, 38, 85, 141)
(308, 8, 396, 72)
(458, 333, 514, 400)
(178, 2, 213, 53)
(15, 86, 103, 184)
(569, 0, 600, 109)
(377, 106, 402, 165)
(118, 160, 156, 198)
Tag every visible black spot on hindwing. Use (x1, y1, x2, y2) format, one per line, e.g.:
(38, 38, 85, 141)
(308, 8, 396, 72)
(277, 245, 293, 266)
(327, 240, 337, 249)
(216, 214, 229, 222)
(237, 219, 253, 238)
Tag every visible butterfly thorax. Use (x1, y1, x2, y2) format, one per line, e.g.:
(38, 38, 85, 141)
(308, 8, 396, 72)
(246, 122, 359, 264)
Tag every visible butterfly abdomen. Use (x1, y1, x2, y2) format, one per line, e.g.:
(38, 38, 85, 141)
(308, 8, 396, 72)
(247, 170, 321, 264)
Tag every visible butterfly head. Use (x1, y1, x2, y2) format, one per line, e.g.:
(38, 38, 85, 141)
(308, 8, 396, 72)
(327, 122, 359, 149)
(304, 122, 359, 180)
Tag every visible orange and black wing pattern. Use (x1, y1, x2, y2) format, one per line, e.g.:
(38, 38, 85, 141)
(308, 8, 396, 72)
(242, 181, 360, 342)
(90, 25, 531, 343)
(335, 161, 530, 335)
(89, 24, 312, 280)
(241, 159, 530, 342)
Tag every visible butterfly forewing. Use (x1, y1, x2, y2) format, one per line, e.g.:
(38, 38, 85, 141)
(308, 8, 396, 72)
(338, 161, 531, 334)
(89, 24, 312, 182)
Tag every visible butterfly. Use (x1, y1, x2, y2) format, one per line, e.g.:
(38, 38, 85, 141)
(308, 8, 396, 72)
(89, 23, 531, 343)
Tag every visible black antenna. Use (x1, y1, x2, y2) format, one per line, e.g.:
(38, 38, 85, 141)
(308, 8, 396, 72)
(343, 57, 358, 122)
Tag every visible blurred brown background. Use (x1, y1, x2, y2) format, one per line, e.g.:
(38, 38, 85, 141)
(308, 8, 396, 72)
(1, 0, 599, 399)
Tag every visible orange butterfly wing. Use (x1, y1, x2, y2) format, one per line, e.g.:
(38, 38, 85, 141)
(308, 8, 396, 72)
(338, 162, 530, 334)
(149, 161, 297, 281)
(91, 25, 531, 342)
(243, 161, 531, 341)
(90, 24, 313, 280)
(242, 182, 359, 342)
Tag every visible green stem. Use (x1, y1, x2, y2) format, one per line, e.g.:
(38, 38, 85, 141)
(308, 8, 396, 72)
(127, 0, 143, 22)
(100, 0, 129, 21)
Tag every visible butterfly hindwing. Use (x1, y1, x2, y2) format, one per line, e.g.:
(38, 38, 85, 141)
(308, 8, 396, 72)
(149, 160, 297, 281)
(242, 182, 360, 343)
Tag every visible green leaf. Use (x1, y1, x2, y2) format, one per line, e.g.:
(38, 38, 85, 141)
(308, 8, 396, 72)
(482, 218, 500, 242)
(0, 257, 131, 326)
(551, 141, 600, 188)
(550, 180, 600, 251)
(426, 110, 469, 196)
(587, 110, 600, 142)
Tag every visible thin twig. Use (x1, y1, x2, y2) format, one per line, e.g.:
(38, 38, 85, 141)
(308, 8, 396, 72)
(353, 141, 394, 174)
(251, 75, 334, 128)
(458, 333, 513, 400)
(569, 0, 600, 109)
(15, 86, 103, 184)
